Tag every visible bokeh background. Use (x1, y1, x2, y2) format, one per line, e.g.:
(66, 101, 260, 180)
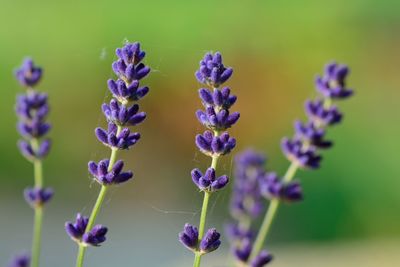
(1, 0, 399, 266)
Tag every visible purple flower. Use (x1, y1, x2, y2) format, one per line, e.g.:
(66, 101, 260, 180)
(196, 106, 240, 131)
(178, 224, 199, 251)
(281, 138, 321, 169)
(17, 121, 51, 139)
(107, 79, 149, 104)
(115, 42, 146, 65)
(18, 139, 51, 162)
(65, 213, 108, 246)
(195, 130, 236, 157)
(225, 223, 254, 241)
(250, 250, 273, 267)
(88, 159, 133, 185)
(95, 123, 140, 150)
(8, 253, 30, 267)
(198, 87, 237, 110)
(305, 99, 342, 126)
(199, 228, 221, 254)
(82, 225, 108, 247)
(230, 149, 266, 219)
(24, 187, 54, 207)
(195, 52, 233, 88)
(178, 225, 221, 254)
(235, 149, 267, 169)
(15, 92, 49, 121)
(15, 82, 51, 162)
(191, 168, 229, 192)
(102, 99, 146, 126)
(15, 58, 42, 87)
(294, 121, 332, 149)
(65, 213, 89, 242)
(112, 60, 150, 84)
(259, 173, 303, 202)
(232, 237, 252, 262)
(315, 62, 353, 99)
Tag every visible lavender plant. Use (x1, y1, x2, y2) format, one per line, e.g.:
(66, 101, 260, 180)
(228, 62, 353, 266)
(178, 52, 239, 267)
(65, 42, 150, 267)
(227, 150, 273, 267)
(14, 58, 53, 267)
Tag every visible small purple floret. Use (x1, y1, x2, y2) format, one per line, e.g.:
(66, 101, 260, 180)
(88, 159, 133, 185)
(281, 138, 321, 169)
(24, 187, 53, 207)
(259, 173, 303, 202)
(195, 52, 233, 88)
(250, 250, 273, 267)
(199, 87, 237, 110)
(15, 58, 42, 87)
(8, 253, 30, 267)
(232, 237, 252, 262)
(65, 213, 107, 246)
(102, 99, 146, 126)
(195, 130, 236, 157)
(82, 225, 108, 246)
(315, 62, 353, 99)
(305, 99, 342, 126)
(196, 107, 240, 131)
(294, 121, 332, 149)
(107, 79, 149, 103)
(95, 123, 140, 150)
(178, 223, 199, 251)
(199, 228, 221, 254)
(191, 167, 229, 192)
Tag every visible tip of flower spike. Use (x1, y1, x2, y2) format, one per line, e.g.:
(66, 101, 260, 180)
(315, 61, 353, 99)
(15, 57, 43, 88)
(196, 52, 233, 87)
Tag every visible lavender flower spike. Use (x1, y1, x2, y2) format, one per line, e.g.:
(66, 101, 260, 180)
(71, 42, 151, 267)
(248, 61, 354, 263)
(15, 58, 52, 267)
(183, 52, 239, 267)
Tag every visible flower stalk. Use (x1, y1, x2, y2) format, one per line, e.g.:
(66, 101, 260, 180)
(14, 58, 53, 267)
(178, 52, 239, 267)
(65, 42, 151, 267)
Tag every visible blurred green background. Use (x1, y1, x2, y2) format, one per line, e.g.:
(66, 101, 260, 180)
(1, 0, 399, 266)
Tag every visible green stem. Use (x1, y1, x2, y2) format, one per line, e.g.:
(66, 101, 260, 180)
(193, 154, 219, 267)
(248, 162, 298, 261)
(30, 138, 43, 267)
(75, 127, 121, 267)
(31, 206, 43, 267)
